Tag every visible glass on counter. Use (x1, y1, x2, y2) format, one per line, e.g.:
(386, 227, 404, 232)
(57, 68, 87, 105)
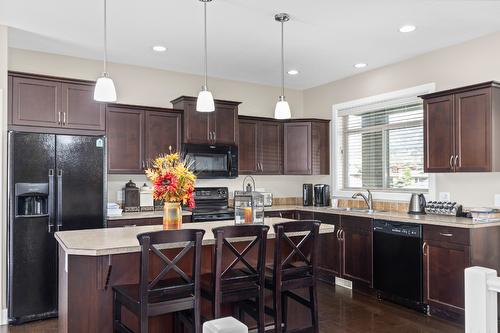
(233, 191, 265, 225)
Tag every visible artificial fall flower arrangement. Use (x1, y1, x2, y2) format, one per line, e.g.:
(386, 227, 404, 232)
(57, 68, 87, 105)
(145, 151, 196, 208)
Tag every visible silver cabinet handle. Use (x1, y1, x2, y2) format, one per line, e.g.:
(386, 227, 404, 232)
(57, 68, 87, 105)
(209, 131, 212, 141)
(449, 155, 454, 169)
(58, 112, 61, 125)
(422, 241, 427, 256)
(56, 169, 63, 231)
(213, 131, 216, 142)
(336, 229, 341, 240)
(439, 232, 453, 237)
(454, 155, 459, 168)
(63, 112, 66, 125)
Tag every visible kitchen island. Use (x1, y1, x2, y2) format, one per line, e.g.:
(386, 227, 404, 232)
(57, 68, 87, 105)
(55, 217, 335, 333)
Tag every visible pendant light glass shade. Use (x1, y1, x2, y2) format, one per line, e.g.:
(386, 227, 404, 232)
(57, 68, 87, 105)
(94, 73, 117, 102)
(196, 0, 215, 112)
(274, 13, 291, 119)
(94, 0, 117, 102)
(275, 96, 291, 119)
(196, 87, 215, 112)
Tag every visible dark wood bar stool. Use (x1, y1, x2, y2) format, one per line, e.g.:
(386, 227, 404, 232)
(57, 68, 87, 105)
(267, 220, 321, 333)
(113, 229, 205, 333)
(201, 225, 269, 332)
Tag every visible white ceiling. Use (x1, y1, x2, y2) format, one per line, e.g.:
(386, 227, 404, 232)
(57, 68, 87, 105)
(2, 0, 500, 89)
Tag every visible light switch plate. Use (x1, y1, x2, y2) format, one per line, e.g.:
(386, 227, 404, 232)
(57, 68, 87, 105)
(439, 192, 451, 201)
(116, 190, 123, 202)
(495, 194, 500, 207)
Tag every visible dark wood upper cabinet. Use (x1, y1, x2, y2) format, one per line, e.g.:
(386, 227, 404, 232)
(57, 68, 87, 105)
(238, 119, 259, 174)
(62, 83, 105, 131)
(421, 81, 500, 173)
(107, 105, 182, 174)
(284, 120, 330, 175)
(106, 106, 144, 174)
(9, 72, 106, 133)
(171, 96, 240, 145)
(11, 76, 62, 128)
(239, 116, 283, 175)
(144, 111, 182, 161)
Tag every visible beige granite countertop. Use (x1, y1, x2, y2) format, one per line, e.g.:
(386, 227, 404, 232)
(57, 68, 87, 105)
(55, 217, 335, 256)
(107, 210, 192, 220)
(265, 205, 500, 229)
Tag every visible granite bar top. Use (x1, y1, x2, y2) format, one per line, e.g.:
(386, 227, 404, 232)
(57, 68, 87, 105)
(55, 217, 335, 256)
(266, 205, 500, 229)
(107, 210, 192, 220)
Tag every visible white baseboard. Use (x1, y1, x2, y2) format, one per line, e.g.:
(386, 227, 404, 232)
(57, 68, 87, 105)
(335, 276, 353, 290)
(1, 308, 7, 325)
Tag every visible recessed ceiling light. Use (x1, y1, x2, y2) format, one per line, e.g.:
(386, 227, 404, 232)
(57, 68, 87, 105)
(152, 45, 167, 52)
(354, 63, 367, 69)
(287, 69, 299, 75)
(399, 25, 416, 33)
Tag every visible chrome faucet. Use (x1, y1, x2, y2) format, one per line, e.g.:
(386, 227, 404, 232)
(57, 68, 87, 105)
(352, 189, 373, 211)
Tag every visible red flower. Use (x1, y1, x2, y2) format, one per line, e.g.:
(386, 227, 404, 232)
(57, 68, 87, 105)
(187, 194, 195, 209)
(153, 172, 178, 198)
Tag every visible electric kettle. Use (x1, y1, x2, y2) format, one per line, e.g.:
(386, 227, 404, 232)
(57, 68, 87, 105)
(408, 193, 426, 215)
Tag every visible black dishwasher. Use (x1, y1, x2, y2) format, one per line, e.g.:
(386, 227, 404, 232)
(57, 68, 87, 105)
(373, 220, 425, 313)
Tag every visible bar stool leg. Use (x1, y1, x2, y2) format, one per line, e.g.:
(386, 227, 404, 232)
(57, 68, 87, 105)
(113, 293, 121, 333)
(309, 285, 319, 333)
(281, 293, 288, 332)
(257, 292, 265, 333)
(274, 287, 282, 333)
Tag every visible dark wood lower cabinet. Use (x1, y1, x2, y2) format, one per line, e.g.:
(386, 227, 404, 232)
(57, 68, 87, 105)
(314, 213, 341, 282)
(340, 216, 373, 286)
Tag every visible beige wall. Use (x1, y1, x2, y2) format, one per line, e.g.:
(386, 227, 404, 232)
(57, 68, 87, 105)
(0, 25, 8, 322)
(304, 31, 500, 207)
(8, 48, 304, 118)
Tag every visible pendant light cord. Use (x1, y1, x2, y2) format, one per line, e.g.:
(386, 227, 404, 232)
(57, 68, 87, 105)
(281, 20, 285, 97)
(203, 2, 208, 88)
(103, 0, 108, 74)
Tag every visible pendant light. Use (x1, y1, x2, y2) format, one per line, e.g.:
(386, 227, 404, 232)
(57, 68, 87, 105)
(196, 0, 215, 112)
(94, 0, 117, 102)
(274, 13, 291, 120)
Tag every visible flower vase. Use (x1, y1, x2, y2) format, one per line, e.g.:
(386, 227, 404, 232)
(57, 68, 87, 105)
(163, 202, 182, 230)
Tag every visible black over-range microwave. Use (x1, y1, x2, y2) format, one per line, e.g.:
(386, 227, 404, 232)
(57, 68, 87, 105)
(182, 144, 238, 179)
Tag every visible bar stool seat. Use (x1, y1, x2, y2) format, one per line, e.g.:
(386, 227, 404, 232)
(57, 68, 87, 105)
(113, 229, 205, 333)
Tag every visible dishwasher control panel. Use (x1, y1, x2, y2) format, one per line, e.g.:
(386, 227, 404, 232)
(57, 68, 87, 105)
(373, 220, 422, 238)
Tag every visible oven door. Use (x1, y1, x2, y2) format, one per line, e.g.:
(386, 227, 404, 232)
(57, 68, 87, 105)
(182, 144, 238, 179)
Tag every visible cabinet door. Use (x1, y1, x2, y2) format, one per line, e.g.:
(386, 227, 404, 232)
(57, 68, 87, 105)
(341, 216, 372, 285)
(144, 111, 181, 161)
(212, 103, 238, 145)
(424, 240, 470, 313)
(315, 213, 341, 278)
(238, 119, 259, 174)
(183, 102, 210, 144)
(284, 122, 312, 175)
(260, 121, 283, 175)
(11, 76, 62, 128)
(454, 89, 491, 172)
(62, 83, 105, 131)
(424, 95, 455, 172)
(107, 107, 144, 174)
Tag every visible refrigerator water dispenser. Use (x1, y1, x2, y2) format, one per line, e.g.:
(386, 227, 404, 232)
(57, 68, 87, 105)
(15, 183, 49, 217)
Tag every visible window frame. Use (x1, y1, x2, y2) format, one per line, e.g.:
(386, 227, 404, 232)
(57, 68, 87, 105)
(331, 83, 437, 201)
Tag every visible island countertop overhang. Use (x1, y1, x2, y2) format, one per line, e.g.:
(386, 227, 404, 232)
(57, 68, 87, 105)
(55, 217, 335, 256)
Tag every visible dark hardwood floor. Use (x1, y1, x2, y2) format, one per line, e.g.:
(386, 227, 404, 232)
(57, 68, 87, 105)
(0, 283, 463, 333)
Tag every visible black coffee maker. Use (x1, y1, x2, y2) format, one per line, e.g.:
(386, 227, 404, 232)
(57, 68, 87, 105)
(314, 184, 330, 207)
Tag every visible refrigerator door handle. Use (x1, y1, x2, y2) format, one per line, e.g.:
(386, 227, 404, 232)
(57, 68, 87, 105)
(48, 169, 55, 233)
(57, 169, 63, 231)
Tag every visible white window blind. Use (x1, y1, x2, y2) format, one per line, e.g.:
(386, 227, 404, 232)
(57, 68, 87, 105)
(336, 100, 428, 192)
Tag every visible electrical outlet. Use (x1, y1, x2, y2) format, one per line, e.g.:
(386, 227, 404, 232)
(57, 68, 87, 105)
(495, 194, 500, 207)
(439, 192, 450, 201)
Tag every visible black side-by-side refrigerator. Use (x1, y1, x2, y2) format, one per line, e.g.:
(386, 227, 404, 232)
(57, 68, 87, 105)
(7, 131, 106, 324)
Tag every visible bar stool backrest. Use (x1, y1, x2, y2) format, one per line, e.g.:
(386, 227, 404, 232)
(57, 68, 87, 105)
(273, 221, 321, 279)
(136, 229, 205, 304)
(212, 225, 270, 289)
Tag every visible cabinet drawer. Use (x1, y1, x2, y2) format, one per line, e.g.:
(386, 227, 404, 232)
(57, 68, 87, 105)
(341, 215, 372, 231)
(424, 225, 470, 246)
